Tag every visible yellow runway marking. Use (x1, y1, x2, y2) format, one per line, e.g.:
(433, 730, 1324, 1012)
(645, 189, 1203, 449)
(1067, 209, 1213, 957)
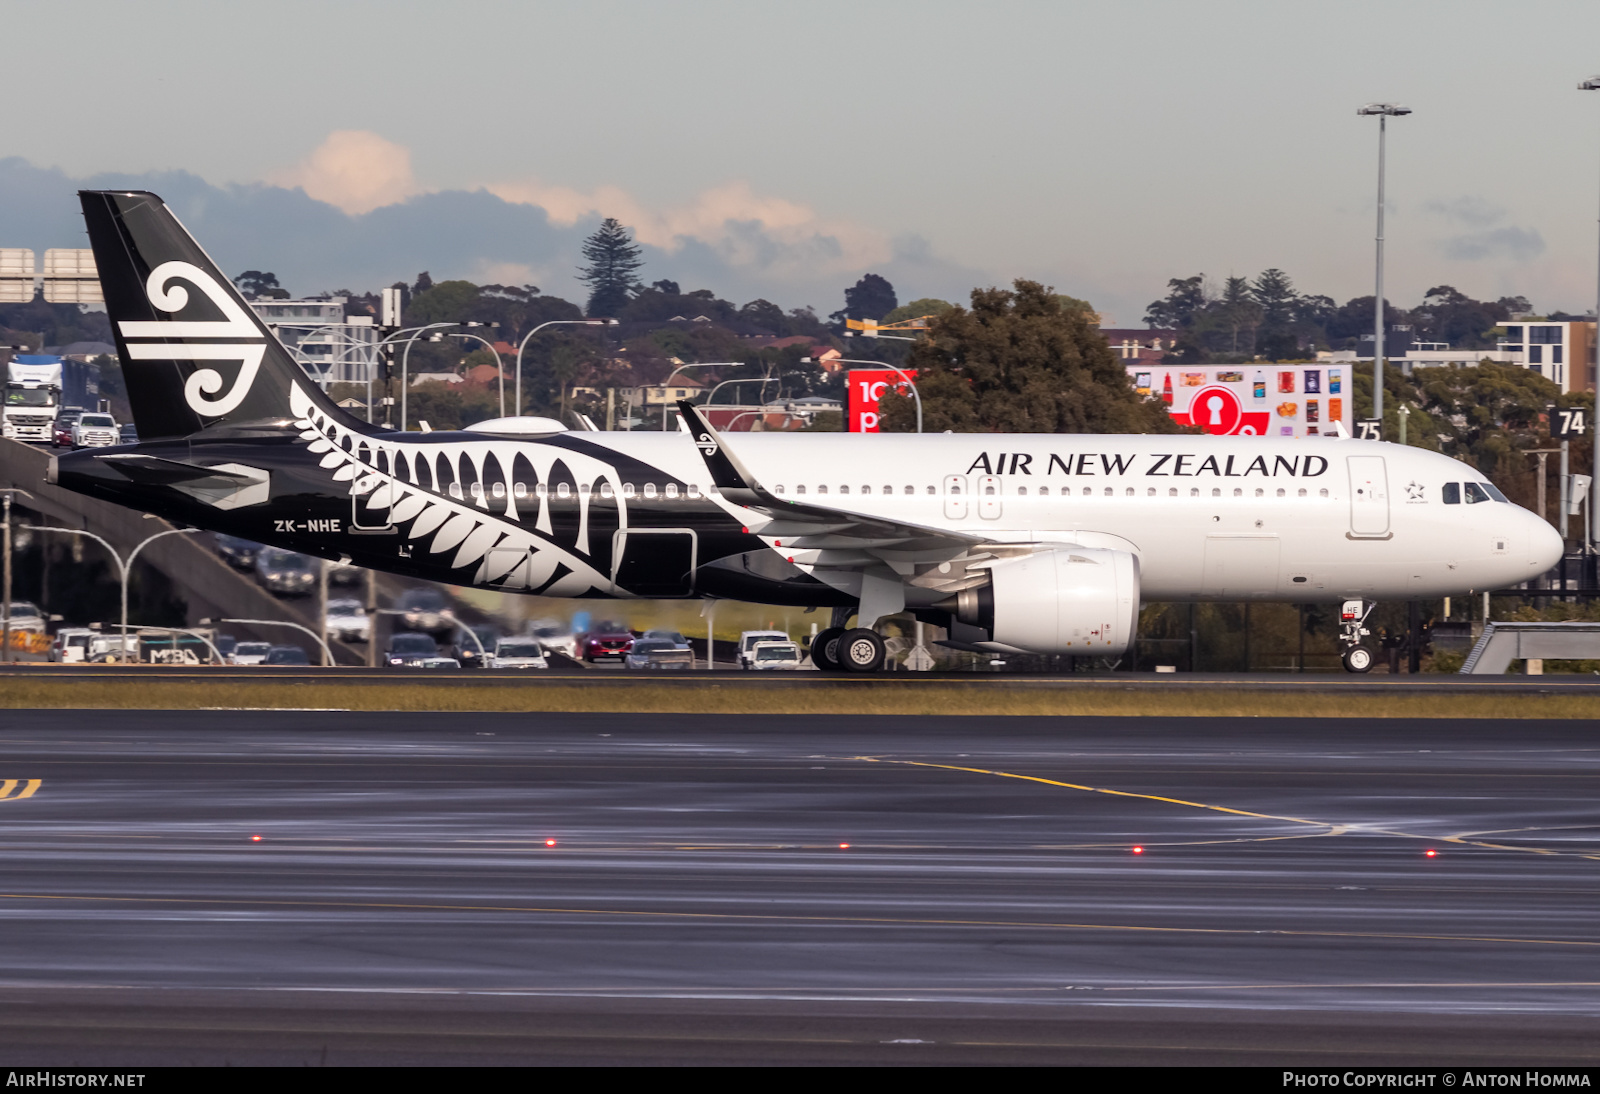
(0, 890, 1592, 948)
(850, 757, 1600, 861)
(0, 780, 40, 801)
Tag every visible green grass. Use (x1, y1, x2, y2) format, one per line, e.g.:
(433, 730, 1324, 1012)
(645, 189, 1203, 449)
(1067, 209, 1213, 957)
(2, 678, 1597, 719)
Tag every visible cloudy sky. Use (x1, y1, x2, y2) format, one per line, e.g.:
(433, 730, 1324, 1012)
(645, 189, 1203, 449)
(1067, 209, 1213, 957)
(4, 0, 1600, 323)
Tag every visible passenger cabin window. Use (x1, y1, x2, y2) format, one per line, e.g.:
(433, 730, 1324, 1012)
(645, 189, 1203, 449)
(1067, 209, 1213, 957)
(492, 482, 506, 499)
(557, 483, 571, 498)
(818, 485, 828, 494)
(622, 483, 636, 498)
(448, 483, 464, 500)
(470, 482, 484, 499)
(600, 483, 614, 499)
(796, 485, 806, 495)
(925, 486, 935, 495)
(687, 484, 701, 498)
(775, 485, 785, 494)
(643, 484, 658, 499)
(839, 485, 849, 495)
(513, 483, 527, 499)
(665, 484, 679, 499)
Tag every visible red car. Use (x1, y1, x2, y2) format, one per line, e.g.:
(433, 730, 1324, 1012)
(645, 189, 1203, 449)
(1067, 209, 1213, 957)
(582, 623, 635, 662)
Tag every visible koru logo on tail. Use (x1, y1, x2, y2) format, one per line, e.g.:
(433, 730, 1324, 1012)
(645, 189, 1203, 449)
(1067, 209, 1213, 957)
(695, 431, 719, 457)
(117, 261, 266, 417)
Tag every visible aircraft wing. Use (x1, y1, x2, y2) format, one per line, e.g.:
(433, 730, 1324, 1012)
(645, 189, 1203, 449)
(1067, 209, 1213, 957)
(677, 402, 1022, 604)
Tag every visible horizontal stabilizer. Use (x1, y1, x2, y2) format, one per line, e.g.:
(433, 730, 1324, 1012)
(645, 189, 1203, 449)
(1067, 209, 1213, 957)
(96, 453, 261, 485)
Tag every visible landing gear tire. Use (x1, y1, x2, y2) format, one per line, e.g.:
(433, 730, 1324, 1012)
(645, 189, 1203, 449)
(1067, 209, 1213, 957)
(1342, 645, 1374, 674)
(838, 628, 886, 674)
(811, 626, 846, 671)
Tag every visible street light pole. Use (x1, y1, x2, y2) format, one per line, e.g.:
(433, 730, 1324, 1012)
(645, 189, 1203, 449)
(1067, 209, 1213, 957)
(513, 319, 615, 419)
(1582, 76, 1600, 549)
(0, 489, 31, 664)
(806, 356, 922, 433)
(32, 524, 197, 644)
(1359, 102, 1410, 432)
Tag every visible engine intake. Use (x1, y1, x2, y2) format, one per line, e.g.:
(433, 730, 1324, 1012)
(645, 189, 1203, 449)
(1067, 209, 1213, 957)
(948, 548, 1139, 655)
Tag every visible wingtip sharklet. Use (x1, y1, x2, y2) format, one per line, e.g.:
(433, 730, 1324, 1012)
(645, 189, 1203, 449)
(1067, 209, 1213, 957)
(677, 401, 764, 500)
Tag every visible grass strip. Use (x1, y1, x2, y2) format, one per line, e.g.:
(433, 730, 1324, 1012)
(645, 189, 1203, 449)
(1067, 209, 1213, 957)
(0, 679, 1597, 718)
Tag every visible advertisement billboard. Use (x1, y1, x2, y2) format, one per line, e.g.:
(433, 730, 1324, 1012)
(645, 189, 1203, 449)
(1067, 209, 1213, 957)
(847, 369, 918, 433)
(1130, 365, 1352, 439)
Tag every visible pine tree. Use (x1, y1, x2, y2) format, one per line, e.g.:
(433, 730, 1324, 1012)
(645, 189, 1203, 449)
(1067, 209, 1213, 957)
(577, 218, 643, 318)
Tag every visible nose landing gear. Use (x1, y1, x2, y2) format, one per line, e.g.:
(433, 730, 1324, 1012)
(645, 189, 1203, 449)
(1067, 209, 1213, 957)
(1338, 598, 1375, 673)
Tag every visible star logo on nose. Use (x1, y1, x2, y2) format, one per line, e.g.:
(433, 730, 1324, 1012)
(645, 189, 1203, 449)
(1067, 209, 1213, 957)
(1405, 481, 1424, 501)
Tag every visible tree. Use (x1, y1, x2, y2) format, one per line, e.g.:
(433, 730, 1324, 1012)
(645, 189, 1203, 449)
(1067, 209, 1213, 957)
(881, 298, 955, 326)
(878, 280, 1183, 434)
(829, 274, 898, 327)
(1250, 268, 1300, 357)
(577, 217, 644, 318)
(1143, 275, 1207, 329)
(233, 271, 289, 300)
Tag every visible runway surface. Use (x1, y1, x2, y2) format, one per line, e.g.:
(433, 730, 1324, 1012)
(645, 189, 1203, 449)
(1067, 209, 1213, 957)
(0, 711, 1597, 1064)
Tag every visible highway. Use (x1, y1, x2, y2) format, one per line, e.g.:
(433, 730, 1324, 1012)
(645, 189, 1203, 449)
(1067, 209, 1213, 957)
(0, 711, 1597, 1064)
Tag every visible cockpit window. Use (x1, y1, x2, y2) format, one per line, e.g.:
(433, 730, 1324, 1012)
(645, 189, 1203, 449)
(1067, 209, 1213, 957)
(1482, 482, 1509, 503)
(1442, 483, 1460, 505)
(1464, 482, 1493, 504)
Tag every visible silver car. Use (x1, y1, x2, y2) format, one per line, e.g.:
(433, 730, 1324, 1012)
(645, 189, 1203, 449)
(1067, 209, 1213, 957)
(489, 638, 548, 670)
(747, 640, 803, 670)
(324, 598, 370, 643)
(71, 412, 119, 448)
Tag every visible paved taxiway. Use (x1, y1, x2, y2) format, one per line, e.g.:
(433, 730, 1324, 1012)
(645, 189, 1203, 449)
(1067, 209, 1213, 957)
(0, 712, 1596, 1064)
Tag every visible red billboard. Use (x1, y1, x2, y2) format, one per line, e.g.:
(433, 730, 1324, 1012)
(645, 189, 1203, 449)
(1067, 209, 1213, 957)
(847, 369, 918, 433)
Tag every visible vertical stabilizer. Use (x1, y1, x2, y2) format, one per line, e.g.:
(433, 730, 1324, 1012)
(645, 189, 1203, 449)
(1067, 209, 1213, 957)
(79, 190, 362, 440)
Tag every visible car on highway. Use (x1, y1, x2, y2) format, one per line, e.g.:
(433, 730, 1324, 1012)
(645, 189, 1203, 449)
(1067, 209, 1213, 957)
(528, 618, 579, 661)
(747, 640, 803, 670)
(453, 623, 498, 669)
(230, 641, 272, 666)
(384, 632, 440, 667)
(3, 601, 44, 630)
(325, 598, 370, 643)
(738, 630, 790, 670)
(414, 655, 462, 670)
(624, 637, 694, 670)
(263, 645, 310, 666)
(86, 634, 139, 663)
(51, 407, 82, 448)
(393, 587, 455, 637)
(641, 629, 690, 649)
(118, 423, 138, 444)
(488, 638, 548, 670)
(582, 622, 634, 663)
(255, 546, 317, 596)
(327, 559, 362, 586)
(70, 412, 119, 449)
(214, 535, 263, 571)
(49, 627, 96, 663)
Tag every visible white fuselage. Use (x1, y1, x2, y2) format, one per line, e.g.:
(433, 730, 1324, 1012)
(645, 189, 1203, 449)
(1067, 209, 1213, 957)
(569, 431, 1562, 603)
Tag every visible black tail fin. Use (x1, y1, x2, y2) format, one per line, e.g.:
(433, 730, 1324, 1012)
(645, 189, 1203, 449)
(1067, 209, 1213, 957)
(79, 190, 364, 441)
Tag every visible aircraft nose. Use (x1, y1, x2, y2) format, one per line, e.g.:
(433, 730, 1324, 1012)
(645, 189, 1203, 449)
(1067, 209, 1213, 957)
(1528, 511, 1564, 571)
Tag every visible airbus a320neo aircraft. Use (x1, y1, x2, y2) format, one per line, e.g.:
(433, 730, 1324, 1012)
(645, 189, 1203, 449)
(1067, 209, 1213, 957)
(49, 191, 1563, 673)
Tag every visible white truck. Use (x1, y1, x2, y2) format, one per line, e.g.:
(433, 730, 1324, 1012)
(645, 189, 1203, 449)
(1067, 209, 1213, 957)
(3, 356, 64, 444)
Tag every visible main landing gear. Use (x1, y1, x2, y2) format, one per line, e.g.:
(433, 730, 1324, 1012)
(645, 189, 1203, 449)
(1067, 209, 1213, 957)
(810, 606, 889, 674)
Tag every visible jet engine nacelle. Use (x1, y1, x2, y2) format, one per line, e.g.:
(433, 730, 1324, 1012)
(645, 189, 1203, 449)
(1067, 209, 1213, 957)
(954, 548, 1140, 655)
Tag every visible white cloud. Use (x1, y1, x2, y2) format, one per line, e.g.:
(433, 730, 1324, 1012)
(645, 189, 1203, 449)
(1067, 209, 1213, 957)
(270, 131, 419, 216)
(486, 177, 891, 275)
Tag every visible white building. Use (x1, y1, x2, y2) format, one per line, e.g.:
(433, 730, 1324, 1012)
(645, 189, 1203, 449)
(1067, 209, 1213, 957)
(1495, 320, 1595, 394)
(1332, 318, 1596, 395)
(249, 298, 379, 386)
